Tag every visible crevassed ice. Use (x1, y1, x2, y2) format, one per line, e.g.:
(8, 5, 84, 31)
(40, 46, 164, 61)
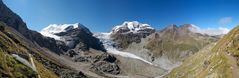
(94, 32, 154, 65)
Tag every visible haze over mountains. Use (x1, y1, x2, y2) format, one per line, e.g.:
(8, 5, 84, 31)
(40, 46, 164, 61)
(0, 0, 239, 78)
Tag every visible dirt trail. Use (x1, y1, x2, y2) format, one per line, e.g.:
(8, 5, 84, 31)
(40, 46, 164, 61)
(28, 54, 41, 78)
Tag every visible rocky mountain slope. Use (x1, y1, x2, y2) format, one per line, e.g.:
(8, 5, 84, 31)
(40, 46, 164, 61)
(164, 25, 239, 78)
(94, 32, 166, 78)
(106, 23, 219, 71)
(0, 22, 80, 78)
(40, 23, 124, 77)
(1, 0, 235, 77)
(0, 0, 68, 54)
(0, 0, 122, 78)
(94, 22, 221, 77)
(144, 24, 219, 61)
(39, 22, 166, 77)
(40, 23, 106, 52)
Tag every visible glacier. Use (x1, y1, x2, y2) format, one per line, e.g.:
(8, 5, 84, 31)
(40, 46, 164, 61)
(94, 32, 154, 65)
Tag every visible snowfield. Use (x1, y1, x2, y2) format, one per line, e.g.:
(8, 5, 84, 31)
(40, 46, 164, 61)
(106, 47, 153, 65)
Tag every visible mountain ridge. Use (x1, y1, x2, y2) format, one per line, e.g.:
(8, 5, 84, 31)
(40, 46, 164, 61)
(164, 26, 239, 78)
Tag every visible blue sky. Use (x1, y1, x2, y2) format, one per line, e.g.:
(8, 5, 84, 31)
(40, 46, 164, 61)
(3, 0, 239, 32)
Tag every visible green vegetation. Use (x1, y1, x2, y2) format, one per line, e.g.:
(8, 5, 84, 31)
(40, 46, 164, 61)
(0, 48, 37, 77)
(164, 44, 233, 78)
(164, 26, 239, 78)
(145, 32, 215, 61)
(34, 59, 59, 78)
(0, 22, 60, 78)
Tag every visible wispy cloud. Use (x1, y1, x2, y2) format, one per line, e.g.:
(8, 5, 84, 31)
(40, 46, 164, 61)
(190, 17, 232, 35)
(190, 25, 230, 36)
(219, 17, 232, 25)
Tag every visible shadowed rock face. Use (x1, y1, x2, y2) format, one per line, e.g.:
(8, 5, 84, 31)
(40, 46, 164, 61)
(52, 25, 121, 75)
(0, 0, 28, 33)
(54, 25, 106, 52)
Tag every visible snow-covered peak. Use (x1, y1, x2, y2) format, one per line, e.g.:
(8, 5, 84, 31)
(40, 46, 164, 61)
(41, 23, 79, 34)
(112, 21, 155, 33)
(40, 23, 86, 40)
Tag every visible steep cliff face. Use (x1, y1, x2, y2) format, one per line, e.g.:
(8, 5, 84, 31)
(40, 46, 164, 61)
(164, 26, 239, 78)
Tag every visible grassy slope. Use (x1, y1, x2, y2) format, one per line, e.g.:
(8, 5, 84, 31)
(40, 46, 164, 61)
(0, 48, 36, 77)
(164, 26, 239, 78)
(145, 31, 216, 61)
(34, 59, 58, 78)
(0, 22, 59, 78)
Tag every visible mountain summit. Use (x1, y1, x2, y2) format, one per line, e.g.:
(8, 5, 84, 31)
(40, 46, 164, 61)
(40, 23, 91, 40)
(112, 21, 155, 34)
(110, 21, 156, 48)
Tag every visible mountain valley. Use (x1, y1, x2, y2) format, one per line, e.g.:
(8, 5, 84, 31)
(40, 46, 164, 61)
(0, 0, 239, 78)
